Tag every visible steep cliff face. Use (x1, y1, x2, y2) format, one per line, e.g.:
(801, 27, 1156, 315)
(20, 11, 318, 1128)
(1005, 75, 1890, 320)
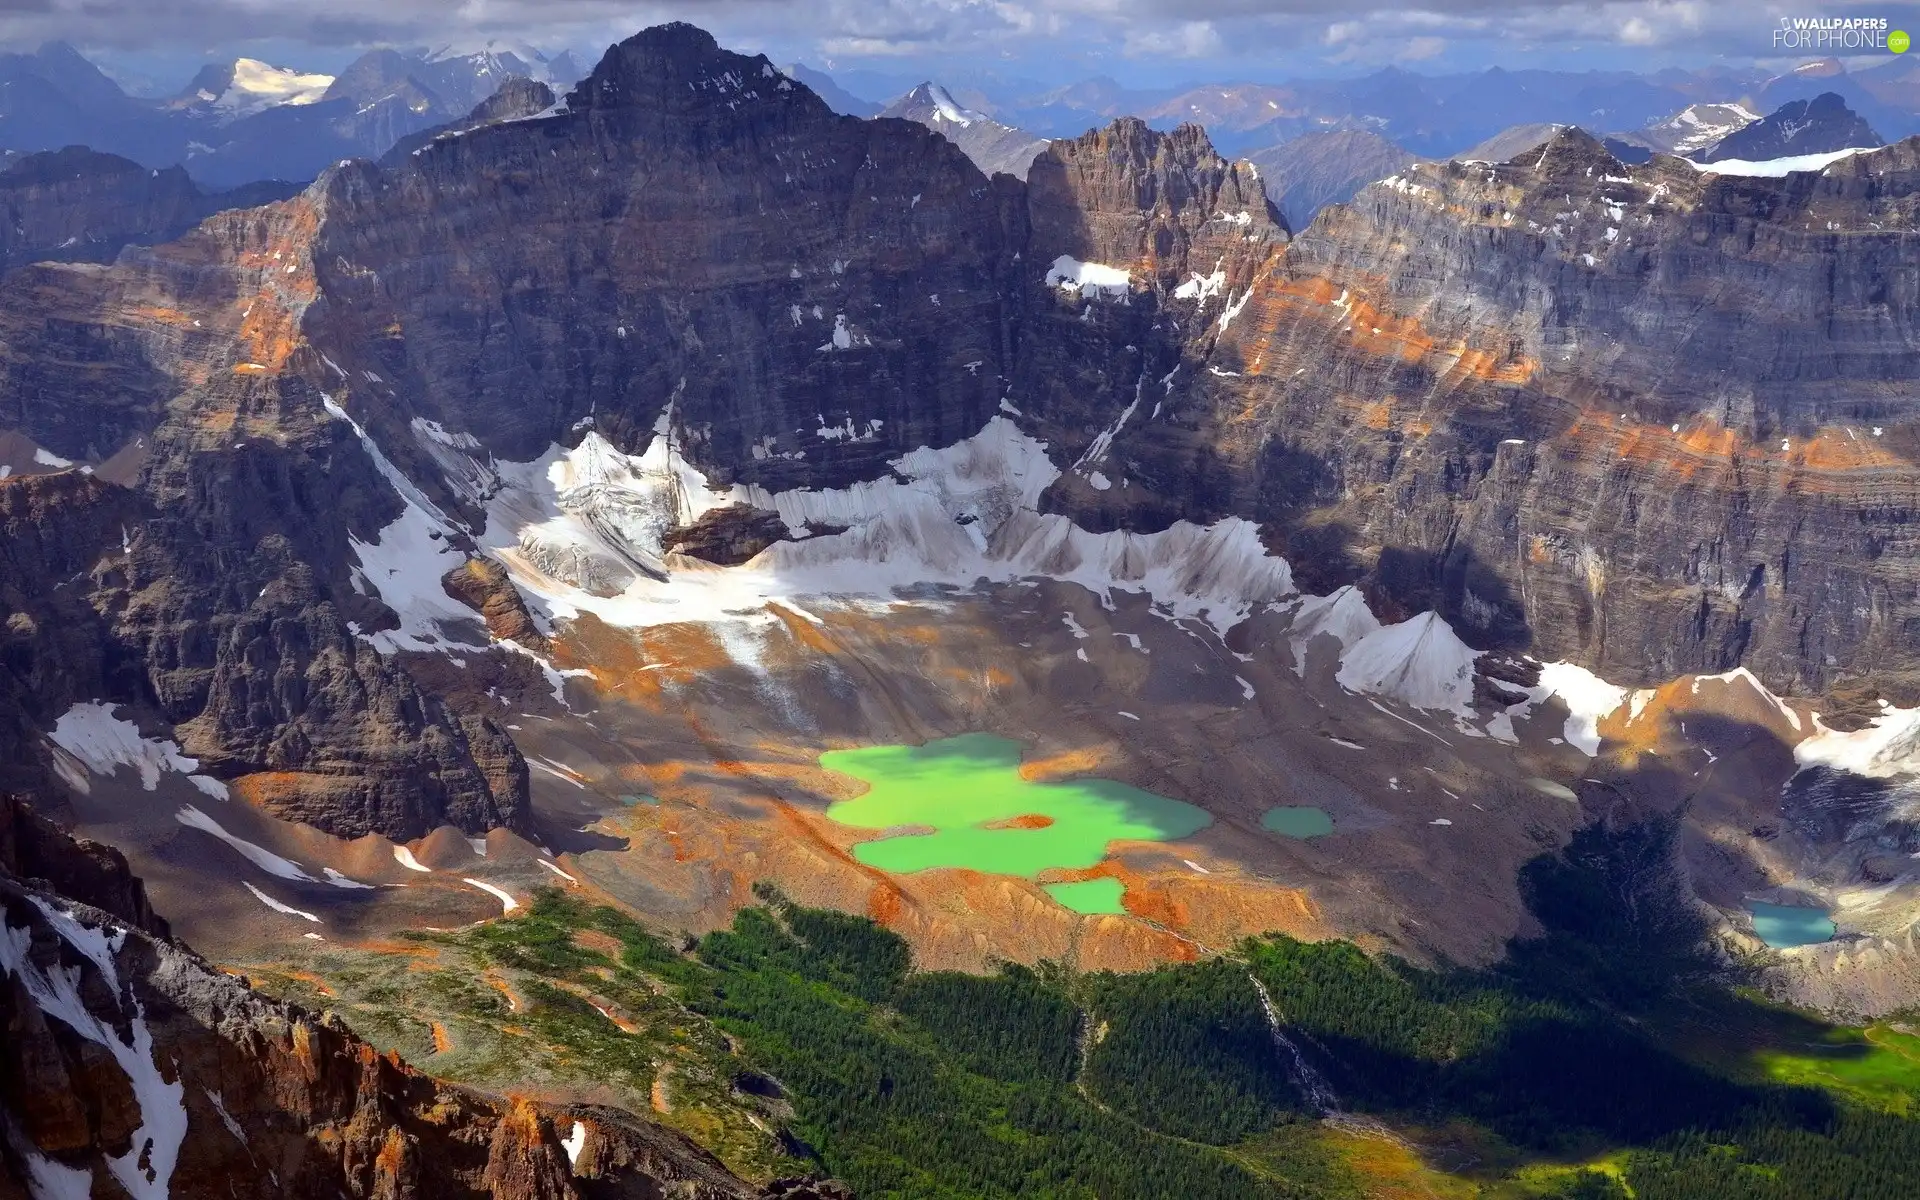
(0, 189, 529, 839)
(0, 792, 836, 1198)
(310, 22, 1023, 498)
(1078, 127, 1920, 695)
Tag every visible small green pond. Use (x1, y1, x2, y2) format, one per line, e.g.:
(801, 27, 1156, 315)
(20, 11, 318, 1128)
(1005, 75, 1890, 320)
(1262, 806, 1335, 838)
(820, 734, 1211, 899)
(1750, 902, 1835, 949)
(1044, 878, 1129, 914)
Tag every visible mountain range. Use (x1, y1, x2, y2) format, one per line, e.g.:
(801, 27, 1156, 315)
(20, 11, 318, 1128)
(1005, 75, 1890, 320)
(7, 16, 1920, 1197)
(0, 40, 583, 188)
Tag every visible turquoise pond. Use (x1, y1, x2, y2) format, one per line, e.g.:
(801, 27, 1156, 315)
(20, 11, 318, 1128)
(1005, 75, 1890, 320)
(1749, 902, 1835, 949)
(1261, 806, 1335, 838)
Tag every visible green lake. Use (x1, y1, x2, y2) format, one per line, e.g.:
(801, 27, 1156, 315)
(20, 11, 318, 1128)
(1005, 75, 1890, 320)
(1750, 901, 1835, 949)
(820, 734, 1211, 899)
(1044, 878, 1129, 914)
(1262, 806, 1335, 838)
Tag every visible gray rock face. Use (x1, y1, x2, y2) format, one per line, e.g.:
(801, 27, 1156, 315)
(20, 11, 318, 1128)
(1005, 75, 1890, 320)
(0, 194, 529, 840)
(0, 146, 300, 276)
(1080, 126, 1920, 696)
(381, 77, 557, 165)
(1245, 129, 1415, 230)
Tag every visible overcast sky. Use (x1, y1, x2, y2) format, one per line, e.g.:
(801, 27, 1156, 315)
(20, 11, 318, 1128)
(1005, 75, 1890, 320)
(13, 0, 1919, 96)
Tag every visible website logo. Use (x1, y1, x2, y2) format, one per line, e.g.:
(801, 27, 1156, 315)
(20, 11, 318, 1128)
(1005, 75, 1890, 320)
(1772, 15, 1901, 51)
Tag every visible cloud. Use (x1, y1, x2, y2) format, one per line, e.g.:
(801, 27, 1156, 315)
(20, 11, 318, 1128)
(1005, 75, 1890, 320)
(1121, 19, 1223, 58)
(0, 0, 1830, 76)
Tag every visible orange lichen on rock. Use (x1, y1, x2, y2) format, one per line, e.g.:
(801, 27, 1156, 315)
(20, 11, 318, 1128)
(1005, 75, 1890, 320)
(1017, 746, 1110, 782)
(1229, 274, 1537, 385)
(866, 880, 906, 925)
(1560, 410, 1909, 491)
(229, 771, 346, 812)
(985, 813, 1055, 830)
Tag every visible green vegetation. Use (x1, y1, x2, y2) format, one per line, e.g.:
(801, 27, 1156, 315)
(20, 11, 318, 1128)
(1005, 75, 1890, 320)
(253, 813, 1920, 1198)
(819, 733, 1211, 878)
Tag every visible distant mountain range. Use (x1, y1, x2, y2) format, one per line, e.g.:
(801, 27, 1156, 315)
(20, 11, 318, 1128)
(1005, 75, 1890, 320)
(0, 39, 584, 188)
(800, 55, 1920, 162)
(0, 36, 1910, 207)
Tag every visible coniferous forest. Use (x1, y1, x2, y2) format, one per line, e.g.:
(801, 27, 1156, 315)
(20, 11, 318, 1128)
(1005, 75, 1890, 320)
(459, 818, 1920, 1198)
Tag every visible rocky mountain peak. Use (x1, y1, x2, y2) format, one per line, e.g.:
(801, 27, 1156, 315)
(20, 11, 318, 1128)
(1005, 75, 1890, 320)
(1520, 125, 1622, 175)
(1702, 91, 1884, 162)
(1028, 116, 1286, 286)
(566, 22, 829, 124)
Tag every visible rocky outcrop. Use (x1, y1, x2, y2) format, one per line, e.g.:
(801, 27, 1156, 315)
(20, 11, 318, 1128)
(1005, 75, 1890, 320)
(663, 505, 794, 566)
(0, 792, 841, 1198)
(381, 77, 558, 165)
(442, 557, 549, 651)
(0, 791, 168, 938)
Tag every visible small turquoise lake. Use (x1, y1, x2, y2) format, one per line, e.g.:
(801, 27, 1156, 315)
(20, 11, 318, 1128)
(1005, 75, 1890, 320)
(1749, 902, 1835, 949)
(1262, 806, 1334, 838)
(819, 733, 1211, 913)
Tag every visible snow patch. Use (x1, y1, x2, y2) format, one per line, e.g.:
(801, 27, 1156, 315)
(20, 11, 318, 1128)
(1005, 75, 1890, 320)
(924, 84, 981, 126)
(1689, 146, 1878, 177)
(325, 398, 476, 653)
(1531, 663, 1628, 756)
(1045, 256, 1130, 298)
(1795, 704, 1920, 780)
(218, 58, 333, 115)
(464, 878, 519, 915)
(48, 702, 210, 793)
(0, 898, 186, 1200)
(1173, 270, 1225, 303)
(482, 411, 1295, 661)
(393, 845, 432, 873)
(1286, 585, 1381, 675)
(174, 806, 317, 883)
(243, 883, 320, 923)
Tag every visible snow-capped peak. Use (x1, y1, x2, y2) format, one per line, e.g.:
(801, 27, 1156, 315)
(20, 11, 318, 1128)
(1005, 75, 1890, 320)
(922, 83, 986, 127)
(188, 58, 334, 119)
(226, 58, 332, 109)
(423, 39, 551, 80)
